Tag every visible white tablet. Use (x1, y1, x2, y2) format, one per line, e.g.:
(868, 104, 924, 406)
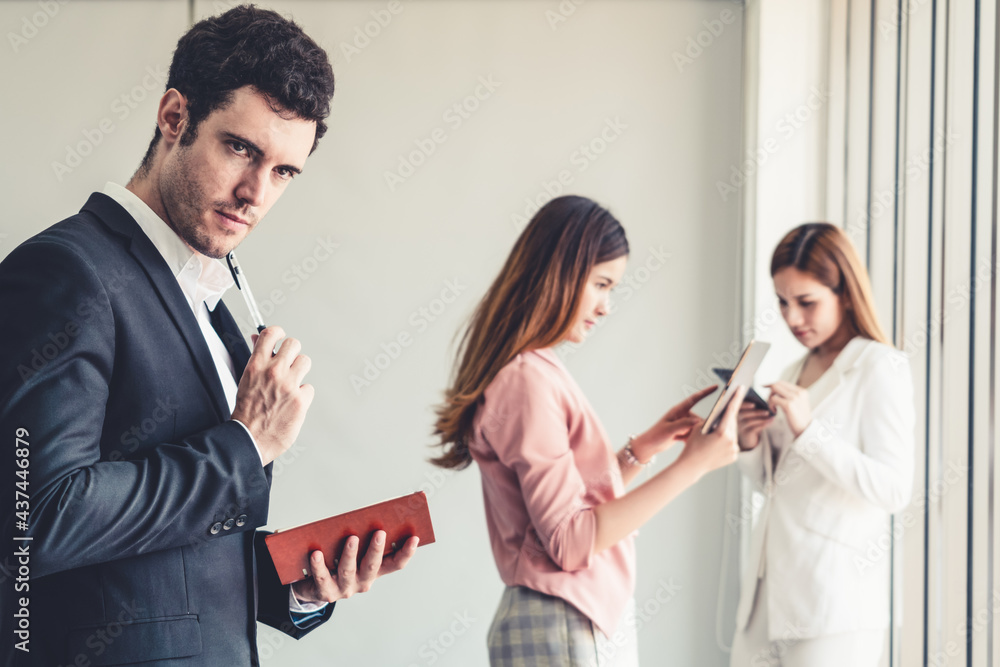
(701, 340, 771, 434)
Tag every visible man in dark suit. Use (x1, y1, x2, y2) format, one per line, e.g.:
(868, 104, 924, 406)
(0, 6, 416, 666)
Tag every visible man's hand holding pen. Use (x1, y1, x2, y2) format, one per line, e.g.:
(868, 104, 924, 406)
(230, 325, 314, 466)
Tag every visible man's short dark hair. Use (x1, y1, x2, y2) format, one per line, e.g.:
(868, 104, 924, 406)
(138, 4, 335, 172)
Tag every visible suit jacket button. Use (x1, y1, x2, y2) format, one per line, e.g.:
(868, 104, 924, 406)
(236, 514, 247, 527)
(210, 522, 223, 535)
(223, 518, 236, 531)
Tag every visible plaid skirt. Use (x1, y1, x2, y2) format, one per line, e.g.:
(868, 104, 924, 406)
(487, 586, 639, 667)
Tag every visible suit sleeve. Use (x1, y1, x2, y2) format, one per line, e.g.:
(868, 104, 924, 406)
(736, 439, 766, 493)
(0, 239, 270, 578)
(790, 351, 915, 512)
(254, 531, 335, 638)
(482, 360, 597, 572)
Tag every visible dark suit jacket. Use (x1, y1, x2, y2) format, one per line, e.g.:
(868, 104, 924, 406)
(0, 193, 333, 666)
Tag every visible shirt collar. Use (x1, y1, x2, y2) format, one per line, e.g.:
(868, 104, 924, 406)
(101, 182, 234, 311)
(831, 335, 872, 374)
(531, 346, 569, 372)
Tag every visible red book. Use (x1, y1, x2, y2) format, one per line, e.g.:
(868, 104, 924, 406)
(264, 491, 436, 585)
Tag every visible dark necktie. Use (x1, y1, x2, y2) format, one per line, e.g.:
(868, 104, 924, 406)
(206, 302, 252, 379)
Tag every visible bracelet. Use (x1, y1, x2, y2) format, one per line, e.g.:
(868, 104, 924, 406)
(621, 435, 655, 468)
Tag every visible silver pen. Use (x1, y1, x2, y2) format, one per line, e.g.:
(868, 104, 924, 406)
(226, 251, 266, 333)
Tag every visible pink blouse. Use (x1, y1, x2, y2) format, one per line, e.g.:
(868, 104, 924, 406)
(469, 347, 636, 636)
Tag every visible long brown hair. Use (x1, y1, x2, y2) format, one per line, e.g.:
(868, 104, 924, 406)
(431, 195, 629, 470)
(771, 223, 891, 346)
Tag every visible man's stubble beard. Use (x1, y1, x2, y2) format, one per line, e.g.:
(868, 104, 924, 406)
(159, 144, 249, 260)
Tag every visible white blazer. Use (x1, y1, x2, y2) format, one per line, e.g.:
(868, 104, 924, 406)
(734, 336, 915, 640)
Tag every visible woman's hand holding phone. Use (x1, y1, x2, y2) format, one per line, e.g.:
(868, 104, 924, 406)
(631, 385, 718, 463)
(593, 386, 747, 553)
(676, 385, 747, 478)
(736, 403, 775, 451)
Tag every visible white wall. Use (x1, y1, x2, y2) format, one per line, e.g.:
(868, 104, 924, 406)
(741, 0, 831, 384)
(1, 1, 745, 664)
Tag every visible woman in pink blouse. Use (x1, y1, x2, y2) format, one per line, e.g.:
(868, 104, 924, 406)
(432, 195, 746, 666)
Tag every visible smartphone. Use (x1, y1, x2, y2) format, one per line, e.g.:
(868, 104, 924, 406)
(712, 368, 775, 415)
(701, 341, 772, 434)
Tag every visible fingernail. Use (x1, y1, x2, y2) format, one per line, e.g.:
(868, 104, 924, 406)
(374, 532, 384, 545)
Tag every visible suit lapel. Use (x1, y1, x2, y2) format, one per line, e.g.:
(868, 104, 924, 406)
(803, 368, 844, 413)
(772, 336, 870, 472)
(803, 336, 870, 412)
(83, 193, 233, 422)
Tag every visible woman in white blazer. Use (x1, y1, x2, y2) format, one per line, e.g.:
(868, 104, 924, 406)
(729, 223, 915, 667)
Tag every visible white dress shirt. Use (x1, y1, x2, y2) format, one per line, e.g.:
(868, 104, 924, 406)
(101, 182, 324, 616)
(101, 183, 254, 450)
